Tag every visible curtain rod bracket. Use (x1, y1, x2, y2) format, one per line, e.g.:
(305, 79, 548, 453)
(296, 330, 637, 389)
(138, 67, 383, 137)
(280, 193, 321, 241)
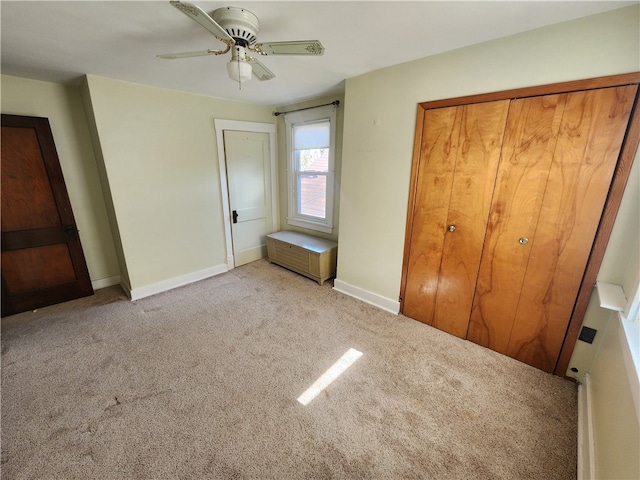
(274, 100, 340, 117)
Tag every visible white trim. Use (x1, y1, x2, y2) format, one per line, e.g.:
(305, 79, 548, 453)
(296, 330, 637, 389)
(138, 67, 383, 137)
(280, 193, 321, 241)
(129, 263, 228, 301)
(213, 119, 277, 270)
(287, 217, 333, 234)
(617, 312, 640, 422)
(91, 275, 121, 290)
(333, 278, 400, 314)
(285, 105, 336, 234)
(624, 270, 639, 321)
(578, 373, 596, 480)
(225, 254, 234, 271)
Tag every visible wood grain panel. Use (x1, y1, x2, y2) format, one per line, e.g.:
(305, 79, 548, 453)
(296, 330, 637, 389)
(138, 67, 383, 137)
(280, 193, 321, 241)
(402, 106, 461, 325)
(1, 126, 61, 231)
(2, 244, 77, 294)
(419, 73, 640, 111)
(555, 85, 640, 376)
(467, 94, 566, 353)
(402, 73, 639, 375)
(432, 101, 509, 337)
(400, 106, 427, 303)
(507, 85, 637, 372)
(403, 101, 509, 335)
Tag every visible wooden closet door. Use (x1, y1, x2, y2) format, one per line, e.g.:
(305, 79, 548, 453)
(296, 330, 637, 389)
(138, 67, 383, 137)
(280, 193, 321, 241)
(402, 100, 509, 337)
(468, 85, 637, 372)
(466, 94, 567, 353)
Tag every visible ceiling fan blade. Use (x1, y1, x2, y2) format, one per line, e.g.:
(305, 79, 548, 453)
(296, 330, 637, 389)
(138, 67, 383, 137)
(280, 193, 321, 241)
(170, 1, 234, 45)
(253, 40, 324, 56)
(247, 58, 275, 81)
(157, 49, 226, 59)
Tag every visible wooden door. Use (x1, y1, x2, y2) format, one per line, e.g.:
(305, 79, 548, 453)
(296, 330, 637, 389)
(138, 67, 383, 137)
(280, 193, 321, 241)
(1, 114, 93, 316)
(401, 75, 639, 374)
(223, 130, 273, 267)
(468, 85, 638, 372)
(402, 100, 509, 337)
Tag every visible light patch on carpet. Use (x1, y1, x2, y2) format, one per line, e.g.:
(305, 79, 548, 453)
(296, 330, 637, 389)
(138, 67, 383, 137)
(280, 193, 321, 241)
(297, 348, 363, 406)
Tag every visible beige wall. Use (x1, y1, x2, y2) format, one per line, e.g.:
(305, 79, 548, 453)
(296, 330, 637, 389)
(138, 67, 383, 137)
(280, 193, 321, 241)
(577, 149, 639, 479)
(275, 93, 345, 242)
(589, 315, 639, 479)
(337, 5, 640, 303)
(81, 75, 274, 292)
(336, 6, 639, 478)
(599, 155, 640, 293)
(1, 75, 120, 285)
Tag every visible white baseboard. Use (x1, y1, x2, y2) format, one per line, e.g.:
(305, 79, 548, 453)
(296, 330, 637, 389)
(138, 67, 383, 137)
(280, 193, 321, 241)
(91, 275, 121, 290)
(333, 278, 400, 314)
(128, 264, 229, 301)
(578, 373, 596, 480)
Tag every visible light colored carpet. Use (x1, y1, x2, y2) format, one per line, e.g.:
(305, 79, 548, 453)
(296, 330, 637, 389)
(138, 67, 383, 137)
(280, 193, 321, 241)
(1, 259, 577, 479)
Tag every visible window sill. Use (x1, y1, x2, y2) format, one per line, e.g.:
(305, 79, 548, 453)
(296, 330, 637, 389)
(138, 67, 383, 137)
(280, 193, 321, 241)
(287, 217, 333, 235)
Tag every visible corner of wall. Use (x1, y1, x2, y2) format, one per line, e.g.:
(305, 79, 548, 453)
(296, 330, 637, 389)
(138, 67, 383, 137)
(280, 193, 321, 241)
(78, 76, 131, 289)
(333, 278, 399, 314)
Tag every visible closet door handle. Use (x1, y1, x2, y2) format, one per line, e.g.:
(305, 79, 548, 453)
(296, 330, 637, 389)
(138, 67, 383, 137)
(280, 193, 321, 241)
(448, 225, 456, 232)
(519, 237, 529, 245)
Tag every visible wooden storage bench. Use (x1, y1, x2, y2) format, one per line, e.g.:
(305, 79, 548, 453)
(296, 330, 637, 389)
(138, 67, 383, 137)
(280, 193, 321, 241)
(266, 231, 338, 285)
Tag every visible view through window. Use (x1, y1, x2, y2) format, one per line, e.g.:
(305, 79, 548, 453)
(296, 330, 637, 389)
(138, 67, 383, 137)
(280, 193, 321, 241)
(296, 141, 329, 219)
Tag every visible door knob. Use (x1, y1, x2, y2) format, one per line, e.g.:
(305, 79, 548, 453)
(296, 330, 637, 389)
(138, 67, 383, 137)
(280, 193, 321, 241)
(519, 237, 529, 245)
(448, 225, 456, 232)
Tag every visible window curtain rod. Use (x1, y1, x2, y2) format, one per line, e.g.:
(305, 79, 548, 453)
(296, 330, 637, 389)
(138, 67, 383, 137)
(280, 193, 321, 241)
(273, 100, 340, 117)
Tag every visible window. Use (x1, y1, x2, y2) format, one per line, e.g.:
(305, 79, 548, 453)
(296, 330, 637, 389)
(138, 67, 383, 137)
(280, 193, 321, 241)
(285, 105, 336, 234)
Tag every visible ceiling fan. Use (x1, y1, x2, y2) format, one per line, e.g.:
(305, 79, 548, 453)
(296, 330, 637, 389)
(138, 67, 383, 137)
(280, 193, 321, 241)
(158, 1, 325, 86)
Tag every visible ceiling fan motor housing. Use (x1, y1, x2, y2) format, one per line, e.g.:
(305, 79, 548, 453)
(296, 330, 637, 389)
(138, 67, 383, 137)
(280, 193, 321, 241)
(211, 6, 259, 46)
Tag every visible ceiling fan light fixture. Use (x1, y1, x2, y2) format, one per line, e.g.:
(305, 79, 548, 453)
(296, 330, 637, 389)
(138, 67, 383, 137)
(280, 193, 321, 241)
(161, 2, 325, 85)
(227, 45, 252, 83)
(227, 58, 252, 83)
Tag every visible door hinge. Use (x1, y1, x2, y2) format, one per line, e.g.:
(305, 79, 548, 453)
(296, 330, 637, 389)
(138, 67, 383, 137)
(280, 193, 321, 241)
(65, 225, 78, 241)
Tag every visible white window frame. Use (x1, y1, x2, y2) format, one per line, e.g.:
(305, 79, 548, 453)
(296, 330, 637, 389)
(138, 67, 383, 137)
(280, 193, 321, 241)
(285, 105, 336, 234)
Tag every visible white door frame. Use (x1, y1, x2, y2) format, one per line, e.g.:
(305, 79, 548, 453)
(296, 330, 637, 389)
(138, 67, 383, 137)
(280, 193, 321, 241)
(214, 119, 278, 270)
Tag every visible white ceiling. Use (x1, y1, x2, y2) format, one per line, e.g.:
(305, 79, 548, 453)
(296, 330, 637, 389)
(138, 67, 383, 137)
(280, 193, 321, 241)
(1, 1, 635, 106)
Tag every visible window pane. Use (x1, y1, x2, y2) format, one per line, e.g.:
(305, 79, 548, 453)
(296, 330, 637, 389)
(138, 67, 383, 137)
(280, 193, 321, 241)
(296, 148, 329, 173)
(294, 121, 330, 149)
(298, 174, 326, 219)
